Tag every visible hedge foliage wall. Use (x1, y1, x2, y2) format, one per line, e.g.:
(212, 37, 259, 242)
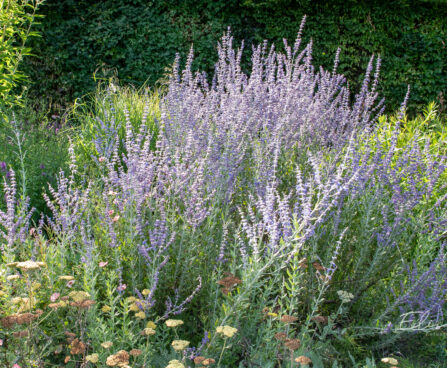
(25, 0, 447, 114)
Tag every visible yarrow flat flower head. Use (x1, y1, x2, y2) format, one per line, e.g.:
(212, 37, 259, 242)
(16, 261, 45, 271)
(106, 350, 129, 366)
(194, 356, 206, 364)
(201, 358, 216, 365)
(284, 338, 301, 351)
(216, 325, 238, 338)
(171, 339, 190, 351)
(59, 275, 74, 281)
(166, 360, 185, 368)
(146, 321, 156, 329)
(86, 353, 99, 363)
(130, 349, 142, 357)
(274, 332, 287, 341)
(129, 302, 142, 312)
(142, 327, 156, 336)
(101, 341, 113, 349)
(280, 315, 298, 323)
(381, 357, 399, 365)
(295, 356, 312, 365)
(68, 291, 90, 303)
(165, 319, 184, 327)
(135, 311, 146, 319)
(337, 290, 354, 303)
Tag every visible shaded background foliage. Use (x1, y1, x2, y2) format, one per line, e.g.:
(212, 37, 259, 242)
(24, 0, 447, 116)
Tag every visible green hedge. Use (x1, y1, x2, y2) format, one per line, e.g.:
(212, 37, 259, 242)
(24, 0, 447, 115)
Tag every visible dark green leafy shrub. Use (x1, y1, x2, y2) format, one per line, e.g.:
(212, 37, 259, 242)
(23, 0, 447, 116)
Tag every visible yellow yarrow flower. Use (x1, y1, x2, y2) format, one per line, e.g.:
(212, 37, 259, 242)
(381, 357, 399, 365)
(166, 360, 185, 368)
(16, 260, 45, 271)
(129, 302, 141, 312)
(216, 325, 238, 338)
(142, 327, 156, 336)
(102, 305, 112, 313)
(101, 341, 113, 349)
(86, 353, 99, 363)
(171, 340, 190, 351)
(59, 275, 74, 281)
(135, 311, 146, 319)
(58, 300, 68, 308)
(165, 319, 184, 328)
(142, 289, 150, 296)
(68, 291, 90, 303)
(146, 321, 156, 329)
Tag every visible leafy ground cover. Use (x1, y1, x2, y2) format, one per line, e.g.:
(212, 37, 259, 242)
(0, 24, 446, 368)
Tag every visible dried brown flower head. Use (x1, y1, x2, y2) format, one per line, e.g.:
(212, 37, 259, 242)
(15, 313, 38, 325)
(274, 332, 288, 341)
(106, 350, 130, 366)
(70, 338, 86, 355)
(70, 299, 96, 308)
(298, 258, 308, 268)
(64, 356, 70, 364)
(311, 315, 328, 325)
(130, 349, 142, 357)
(217, 275, 242, 288)
(280, 315, 298, 323)
(1, 315, 18, 328)
(64, 332, 76, 343)
(217, 274, 242, 295)
(295, 356, 312, 365)
(312, 262, 325, 271)
(202, 358, 216, 365)
(13, 330, 29, 338)
(284, 338, 301, 351)
(194, 356, 206, 364)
